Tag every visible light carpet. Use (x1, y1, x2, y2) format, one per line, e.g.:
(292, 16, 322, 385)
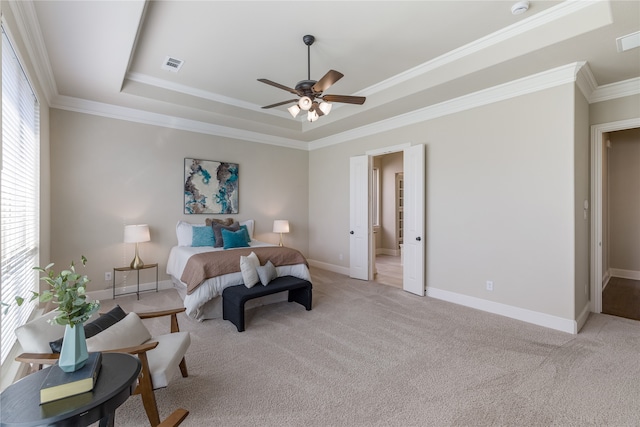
(100, 267, 640, 426)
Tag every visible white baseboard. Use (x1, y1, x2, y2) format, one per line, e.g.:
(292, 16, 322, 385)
(576, 303, 591, 333)
(307, 259, 350, 276)
(426, 287, 579, 334)
(302, 262, 585, 334)
(609, 268, 640, 281)
(87, 279, 174, 302)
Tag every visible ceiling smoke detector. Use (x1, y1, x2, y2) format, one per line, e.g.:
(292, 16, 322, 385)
(511, 1, 530, 15)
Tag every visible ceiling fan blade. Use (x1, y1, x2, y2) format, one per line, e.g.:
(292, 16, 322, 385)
(322, 94, 366, 105)
(312, 70, 344, 93)
(261, 99, 298, 109)
(257, 79, 300, 96)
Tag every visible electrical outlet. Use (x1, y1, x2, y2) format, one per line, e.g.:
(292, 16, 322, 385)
(105, 272, 112, 281)
(486, 281, 494, 291)
(339, 253, 343, 261)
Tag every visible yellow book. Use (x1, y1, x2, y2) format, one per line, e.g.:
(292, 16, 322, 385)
(40, 352, 102, 404)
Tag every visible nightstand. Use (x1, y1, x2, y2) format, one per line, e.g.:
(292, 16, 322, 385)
(113, 263, 158, 300)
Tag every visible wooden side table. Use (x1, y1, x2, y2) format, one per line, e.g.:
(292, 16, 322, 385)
(0, 353, 141, 427)
(113, 263, 158, 300)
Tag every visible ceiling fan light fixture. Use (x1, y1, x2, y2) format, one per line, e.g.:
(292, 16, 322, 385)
(318, 101, 332, 116)
(298, 96, 313, 111)
(288, 104, 301, 118)
(307, 110, 319, 122)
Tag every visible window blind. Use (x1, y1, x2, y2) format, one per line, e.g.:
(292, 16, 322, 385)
(1, 26, 40, 364)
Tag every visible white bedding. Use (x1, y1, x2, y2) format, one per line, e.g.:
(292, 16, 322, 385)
(166, 240, 311, 320)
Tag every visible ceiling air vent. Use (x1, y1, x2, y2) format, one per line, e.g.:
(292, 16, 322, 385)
(162, 56, 184, 72)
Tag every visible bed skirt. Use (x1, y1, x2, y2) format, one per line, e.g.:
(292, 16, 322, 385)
(171, 276, 288, 321)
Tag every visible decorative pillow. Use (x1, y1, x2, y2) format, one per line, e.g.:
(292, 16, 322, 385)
(256, 260, 277, 286)
(240, 252, 260, 288)
(239, 224, 251, 242)
(15, 310, 65, 354)
(222, 228, 250, 249)
(86, 312, 152, 352)
(205, 217, 234, 227)
(49, 305, 127, 353)
(212, 222, 240, 248)
(192, 225, 214, 247)
(176, 221, 196, 246)
(239, 220, 254, 240)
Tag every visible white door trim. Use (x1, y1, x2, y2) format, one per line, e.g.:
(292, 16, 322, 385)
(590, 117, 640, 313)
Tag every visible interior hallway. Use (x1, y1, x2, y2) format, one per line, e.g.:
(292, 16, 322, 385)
(602, 277, 640, 321)
(374, 254, 402, 289)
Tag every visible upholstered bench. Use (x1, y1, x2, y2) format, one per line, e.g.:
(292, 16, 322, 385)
(222, 275, 312, 332)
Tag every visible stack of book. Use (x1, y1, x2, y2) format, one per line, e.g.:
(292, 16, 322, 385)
(40, 352, 102, 404)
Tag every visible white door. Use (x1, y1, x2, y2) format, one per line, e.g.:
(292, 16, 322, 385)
(349, 155, 371, 280)
(403, 144, 425, 296)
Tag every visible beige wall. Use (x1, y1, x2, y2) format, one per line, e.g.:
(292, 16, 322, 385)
(310, 84, 578, 320)
(590, 94, 640, 125)
(574, 87, 590, 317)
(608, 128, 640, 273)
(49, 109, 309, 292)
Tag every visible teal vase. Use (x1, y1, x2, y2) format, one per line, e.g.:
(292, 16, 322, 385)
(59, 323, 88, 372)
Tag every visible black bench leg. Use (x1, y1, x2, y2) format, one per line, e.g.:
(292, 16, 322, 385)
(223, 298, 246, 332)
(288, 286, 312, 310)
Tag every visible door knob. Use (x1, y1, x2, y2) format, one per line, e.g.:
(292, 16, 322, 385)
(416, 236, 421, 241)
(350, 231, 354, 234)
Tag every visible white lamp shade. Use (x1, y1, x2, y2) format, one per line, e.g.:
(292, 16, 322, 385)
(288, 104, 301, 118)
(272, 220, 290, 233)
(307, 110, 319, 122)
(318, 101, 332, 115)
(298, 96, 312, 111)
(124, 224, 150, 243)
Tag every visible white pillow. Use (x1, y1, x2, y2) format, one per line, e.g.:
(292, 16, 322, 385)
(15, 310, 64, 354)
(239, 220, 254, 239)
(256, 260, 278, 286)
(86, 312, 151, 352)
(240, 251, 260, 288)
(176, 221, 198, 246)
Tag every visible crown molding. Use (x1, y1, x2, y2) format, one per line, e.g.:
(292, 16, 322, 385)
(5, 0, 57, 105)
(125, 71, 290, 119)
(9, 0, 636, 151)
(50, 95, 309, 151)
(358, 0, 601, 98)
(309, 62, 585, 150)
(589, 77, 640, 103)
(575, 62, 597, 101)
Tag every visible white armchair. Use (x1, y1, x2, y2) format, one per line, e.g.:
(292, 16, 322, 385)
(14, 306, 191, 427)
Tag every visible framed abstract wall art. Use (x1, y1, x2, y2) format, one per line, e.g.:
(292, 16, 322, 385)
(184, 158, 239, 214)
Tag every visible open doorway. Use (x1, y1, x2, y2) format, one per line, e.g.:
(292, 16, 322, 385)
(591, 118, 640, 314)
(372, 151, 404, 288)
(600, 127, 640, 321)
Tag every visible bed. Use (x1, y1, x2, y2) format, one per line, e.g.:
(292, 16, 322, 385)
(166, 219, 311, 320)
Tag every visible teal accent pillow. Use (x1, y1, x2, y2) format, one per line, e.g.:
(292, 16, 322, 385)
(192, 225, 214, 247)
(222, 228, 250, 249)
(240, 224, 251, 242)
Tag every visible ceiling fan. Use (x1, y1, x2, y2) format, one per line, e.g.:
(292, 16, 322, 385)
(258, 35, 366, 122)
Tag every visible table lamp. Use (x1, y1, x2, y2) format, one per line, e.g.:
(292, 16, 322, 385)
(124, 224, 150, 269)
(272, 220, 289, 247)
